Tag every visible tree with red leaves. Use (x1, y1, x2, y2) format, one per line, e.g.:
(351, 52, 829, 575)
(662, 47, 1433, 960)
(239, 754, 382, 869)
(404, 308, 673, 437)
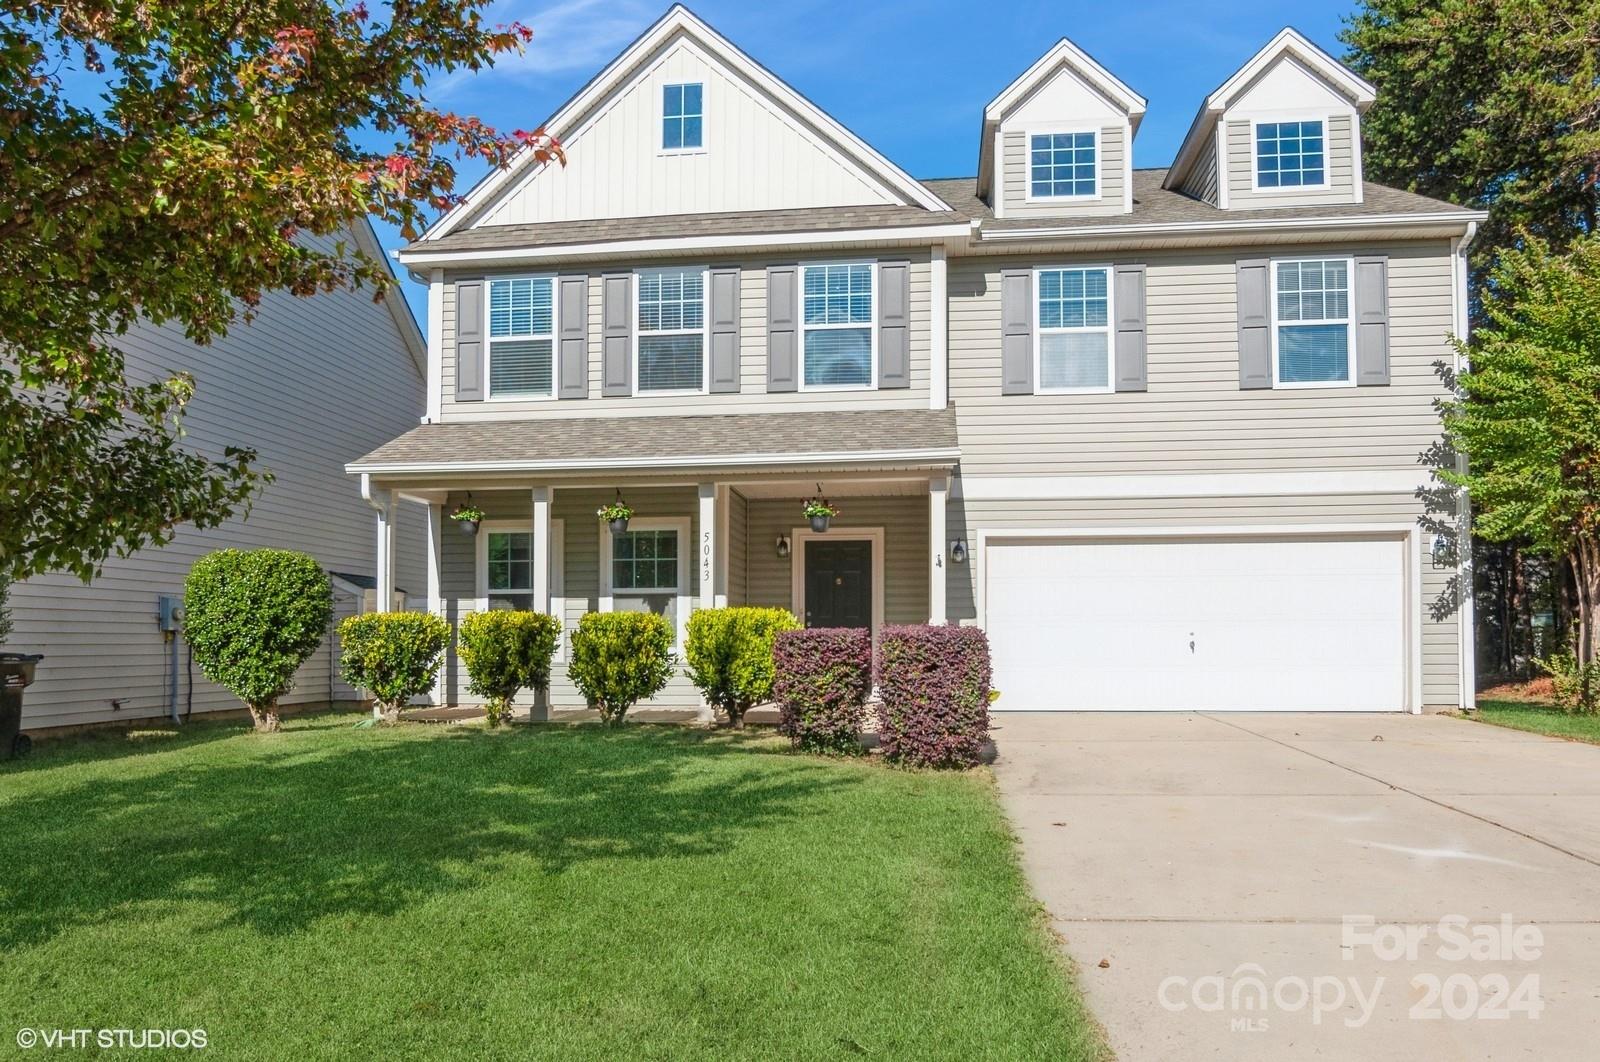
(0, 1, 560, 585)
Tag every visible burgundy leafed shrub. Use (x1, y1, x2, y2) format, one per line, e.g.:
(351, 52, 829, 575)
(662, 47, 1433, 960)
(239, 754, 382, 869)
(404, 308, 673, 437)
(876, 625, 993, 768)
(772, 627, 872, 753)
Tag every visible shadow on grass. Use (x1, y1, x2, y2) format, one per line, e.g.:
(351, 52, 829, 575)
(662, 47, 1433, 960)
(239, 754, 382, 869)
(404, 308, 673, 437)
(0, 720, 853, 948)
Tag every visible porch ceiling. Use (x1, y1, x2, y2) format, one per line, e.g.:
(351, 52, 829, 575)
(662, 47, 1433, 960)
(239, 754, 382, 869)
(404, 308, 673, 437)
(347, 407, 959, 477)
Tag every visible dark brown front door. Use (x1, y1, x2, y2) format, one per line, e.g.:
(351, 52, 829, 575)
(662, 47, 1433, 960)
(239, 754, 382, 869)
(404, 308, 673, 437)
(804, 540, 872, 630)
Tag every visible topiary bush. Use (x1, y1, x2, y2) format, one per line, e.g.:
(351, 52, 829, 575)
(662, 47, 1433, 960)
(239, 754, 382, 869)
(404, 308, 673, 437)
(772, 627, 872, 754)
(876, 625, 993, 768)
(459, 610, 563, 727)
(568, 611, 674, 726)
(685, 606, 800, 728)
(184, 549, 332, 732)
(338, 611, 452, 723)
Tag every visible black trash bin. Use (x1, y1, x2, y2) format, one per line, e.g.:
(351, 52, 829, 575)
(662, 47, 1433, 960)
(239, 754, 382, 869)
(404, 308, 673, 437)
(0, 653, 42, 759)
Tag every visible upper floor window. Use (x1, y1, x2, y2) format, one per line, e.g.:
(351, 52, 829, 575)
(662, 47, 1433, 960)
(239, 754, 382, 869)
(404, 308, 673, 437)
(1273, 258, 1351, 386)
(1030, 131, 1097, 199)
(801, 262, 874, 389)
(663, 83, 703, 151)
(636, 266, 706, 393)
(1255, 120, 1325, 189)
(487, 276, 554, 398)
(1035, 266, 1112, 393)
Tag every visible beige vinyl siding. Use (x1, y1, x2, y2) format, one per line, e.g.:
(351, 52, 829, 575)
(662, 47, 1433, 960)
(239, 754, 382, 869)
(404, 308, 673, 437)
(1226, 113, 1357, 208)
(1001, 126, 1126, 218)
(439, 250, 933, 421)
(741, 495, 928, 625)
(948, 240, 1454, 476)
(727, 489, 749, 605)
(9, 232, 427, 730)
(1177, 130, 1220, 205)
(945, 491, 1459, 708)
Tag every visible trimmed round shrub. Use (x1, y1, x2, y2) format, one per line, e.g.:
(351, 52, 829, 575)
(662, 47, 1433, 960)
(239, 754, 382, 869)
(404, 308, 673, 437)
(685, 606, 800, 728)
(338, 611, 452, 722)
(459, 610, 563, 727)
(772, 627, 872, 754)
(568, 611, 674, 726)
(876, 624, 993, 768)
(184, 549, 332, 732)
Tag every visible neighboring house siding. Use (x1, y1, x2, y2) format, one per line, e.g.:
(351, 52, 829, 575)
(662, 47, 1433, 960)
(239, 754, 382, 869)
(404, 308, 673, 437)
(947, 240, 1453, 476)
(944, 491, 1459, 708)
(439, 250, 933, 421)
(1178, 133, 1220, 205)
(1225, 113, 1356, 208)
(9, 240, 427, 730)
(1001, 126, 1126, 218)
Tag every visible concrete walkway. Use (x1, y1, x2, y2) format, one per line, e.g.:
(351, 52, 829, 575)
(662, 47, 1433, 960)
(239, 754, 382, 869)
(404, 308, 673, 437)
(991, 712, 1600, 1061)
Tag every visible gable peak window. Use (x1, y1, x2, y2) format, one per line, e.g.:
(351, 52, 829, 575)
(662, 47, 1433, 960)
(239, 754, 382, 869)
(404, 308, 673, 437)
(801, 262, 874, 389)
(663, 82, 703, 151)
(1255, 119, 1325, 189)
(1035, 266, 1112, 393)
(1273, 258, 1352, 386)
(1030, 131, 1098, 199)
(487, 276, 554, 398)
(636, 266, 706, 393)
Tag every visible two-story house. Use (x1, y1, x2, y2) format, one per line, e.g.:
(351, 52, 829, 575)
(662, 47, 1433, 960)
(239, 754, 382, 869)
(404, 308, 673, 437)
(349, 6, 1484, 716)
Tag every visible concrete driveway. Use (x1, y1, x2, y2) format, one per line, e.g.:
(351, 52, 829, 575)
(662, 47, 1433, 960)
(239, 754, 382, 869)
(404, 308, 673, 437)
(992, 712, 1600, 1061)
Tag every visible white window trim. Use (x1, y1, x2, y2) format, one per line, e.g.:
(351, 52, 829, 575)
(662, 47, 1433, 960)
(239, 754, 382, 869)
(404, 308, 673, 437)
(658, 80, 707, 157)
(600, 516, 692, 651)
(789, 526, 886, 644)
(485, 273, 559, 402)
(1270, 255, 1356, 390)
(1249, 113, 1332, 194)
(798, 260, 878, 393)
(1023, 126, 1101, 203)
(1032, 263, 1115, 395)
(475, 518, 568, 660)
(633, 265, 711, 396)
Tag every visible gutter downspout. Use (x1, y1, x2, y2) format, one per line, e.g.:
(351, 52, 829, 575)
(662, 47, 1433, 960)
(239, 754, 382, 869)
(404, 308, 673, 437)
(1453, 222, 1479, 711)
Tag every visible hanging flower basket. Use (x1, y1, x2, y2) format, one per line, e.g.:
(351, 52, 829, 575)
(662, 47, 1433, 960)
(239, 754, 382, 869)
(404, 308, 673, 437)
(451, 504, 485, 536)
(598, 498, 633, 535)
(802, 497, 838, 533)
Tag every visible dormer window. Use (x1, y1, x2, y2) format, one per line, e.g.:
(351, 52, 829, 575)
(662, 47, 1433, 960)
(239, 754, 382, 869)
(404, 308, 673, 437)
(1255, 119, 1325, 189)
(1029, 131, 1098, 199)
(663, 82, 703, 151)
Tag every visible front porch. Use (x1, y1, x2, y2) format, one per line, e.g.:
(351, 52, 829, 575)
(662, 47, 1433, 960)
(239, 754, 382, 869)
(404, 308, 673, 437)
(366, 471, 954, 718)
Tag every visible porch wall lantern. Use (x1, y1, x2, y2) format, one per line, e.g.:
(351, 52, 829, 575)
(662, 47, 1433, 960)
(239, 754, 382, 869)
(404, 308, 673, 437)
(775, 535, 791, 559)
(950, 539, 968, 564)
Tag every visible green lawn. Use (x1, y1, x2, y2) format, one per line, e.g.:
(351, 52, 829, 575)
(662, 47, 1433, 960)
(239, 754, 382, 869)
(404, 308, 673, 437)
(1472, 698, 1600, 744)
(0, 714, 1104, 1060)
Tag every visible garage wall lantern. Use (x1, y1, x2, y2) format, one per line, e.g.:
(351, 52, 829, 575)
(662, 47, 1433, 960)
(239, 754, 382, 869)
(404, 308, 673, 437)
(949, 539, 968, 564)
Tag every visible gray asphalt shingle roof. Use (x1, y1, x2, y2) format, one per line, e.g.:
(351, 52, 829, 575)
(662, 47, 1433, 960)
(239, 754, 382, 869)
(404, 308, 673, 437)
(349, 407, 959, 470)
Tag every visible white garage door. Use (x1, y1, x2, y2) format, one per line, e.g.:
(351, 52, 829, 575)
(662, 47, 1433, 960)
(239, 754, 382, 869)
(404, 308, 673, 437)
(985, 535, 1408, 711)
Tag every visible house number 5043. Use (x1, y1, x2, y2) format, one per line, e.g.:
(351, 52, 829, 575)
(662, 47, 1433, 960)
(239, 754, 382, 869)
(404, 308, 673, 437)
(703, 530, 712, 581)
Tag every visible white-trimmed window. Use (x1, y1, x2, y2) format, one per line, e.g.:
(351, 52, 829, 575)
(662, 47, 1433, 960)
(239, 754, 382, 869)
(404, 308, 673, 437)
(800, 262, 874, 389)
(662, 82, 703, 151)
(636, 266, 707, 393)
(1035, 266, 1113, 393)
(487, 276, 555, 398)
(477, 520, 567, 656)
(602, 517, 690, 649)
(1029, 131, 1097, 199)
(1255, 119, 1326, 189)
(1272, 258, 1353, 387)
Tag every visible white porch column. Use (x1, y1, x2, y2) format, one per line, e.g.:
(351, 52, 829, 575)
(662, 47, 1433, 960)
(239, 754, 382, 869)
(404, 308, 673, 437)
(425, 502, 445, 705)
(372, 493, 395, 611)
(530, 486, 553, 722)
(929, 475, 948, 624)
(698, 483, 717, 611)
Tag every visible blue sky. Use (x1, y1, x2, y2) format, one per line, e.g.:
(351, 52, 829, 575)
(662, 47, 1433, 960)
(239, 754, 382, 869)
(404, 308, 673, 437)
(381, 0, 1358, 321)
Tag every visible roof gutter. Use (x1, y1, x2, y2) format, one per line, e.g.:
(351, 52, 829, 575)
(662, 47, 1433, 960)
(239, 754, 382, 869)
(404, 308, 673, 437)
(979, 210, 1489, 243)
(347, 446, 962, 477)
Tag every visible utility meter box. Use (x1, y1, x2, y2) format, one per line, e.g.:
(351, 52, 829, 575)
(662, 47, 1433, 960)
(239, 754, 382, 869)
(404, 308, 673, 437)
(158, 594, 184, 633)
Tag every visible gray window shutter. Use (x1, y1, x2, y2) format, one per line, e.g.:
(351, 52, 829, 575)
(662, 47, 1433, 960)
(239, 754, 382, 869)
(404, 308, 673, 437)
(1236, 259, 1271, 390)
(1000, 268, 1033, 395)
(601, 272, 632, 397)
(709, 266, 741, 393)
(1113, 263, 1147, 392)
(877, 260, 911, 389)
(1353, 255, 1390, 386)
(766, 265, 798, 393)
(455, 278, 485, 401)
(557, 274, 588, 399)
